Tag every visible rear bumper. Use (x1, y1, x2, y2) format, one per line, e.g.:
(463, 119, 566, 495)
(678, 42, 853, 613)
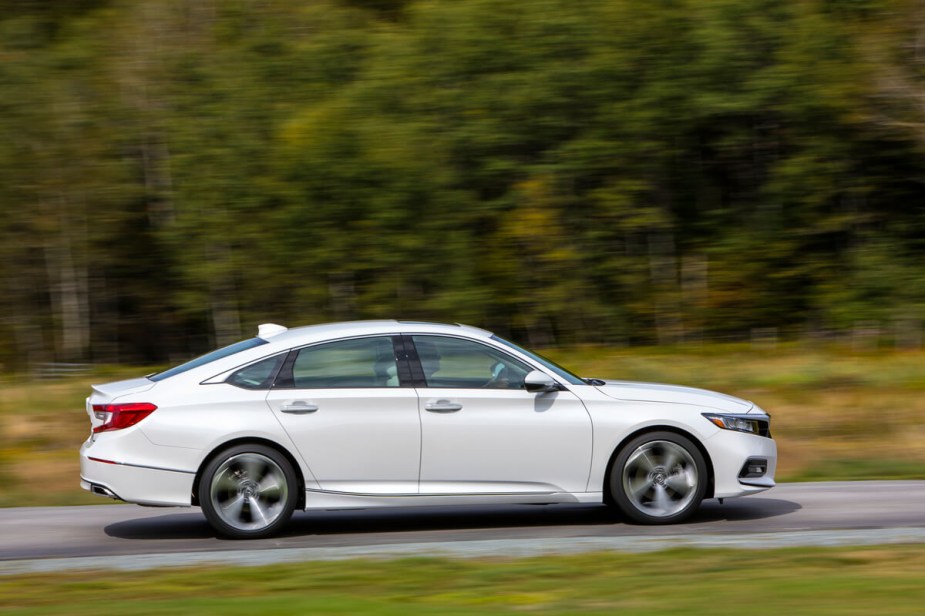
(80, 441, 195, 506)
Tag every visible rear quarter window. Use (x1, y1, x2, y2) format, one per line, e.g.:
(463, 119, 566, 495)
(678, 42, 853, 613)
(149, 338, 269, 382)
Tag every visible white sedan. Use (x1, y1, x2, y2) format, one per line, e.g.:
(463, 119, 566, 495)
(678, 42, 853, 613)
(80, 321, 776, 538)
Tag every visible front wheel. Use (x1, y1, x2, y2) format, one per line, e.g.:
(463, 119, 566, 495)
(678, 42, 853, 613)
(199, 444, 298, 539)
(610, 432, 707, 524)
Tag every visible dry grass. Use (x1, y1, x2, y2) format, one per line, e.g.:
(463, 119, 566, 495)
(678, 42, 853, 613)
(2, 344, 924, 506)
(546, 342, 925, 480)
(0, 368, 138, 507)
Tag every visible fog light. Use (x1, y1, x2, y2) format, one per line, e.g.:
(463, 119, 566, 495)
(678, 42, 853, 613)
(739, 458, 768, 478)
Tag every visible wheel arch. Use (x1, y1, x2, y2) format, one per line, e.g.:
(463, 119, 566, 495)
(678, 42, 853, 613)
(602, 425, 715, 505)
(191, 437, 306, 509)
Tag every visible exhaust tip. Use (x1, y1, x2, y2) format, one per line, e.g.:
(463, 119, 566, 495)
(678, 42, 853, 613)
(90, 484, 122, 500)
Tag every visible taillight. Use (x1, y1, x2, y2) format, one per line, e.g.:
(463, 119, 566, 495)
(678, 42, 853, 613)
(92, 403, 157, 433)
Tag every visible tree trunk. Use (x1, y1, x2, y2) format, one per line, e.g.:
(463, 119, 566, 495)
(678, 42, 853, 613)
(44, 231, 89, 362)
(648, 231, 682, 345)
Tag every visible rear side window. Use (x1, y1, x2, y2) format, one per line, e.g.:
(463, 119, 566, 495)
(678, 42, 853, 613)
(282, 337, 399, 389)
(226, 354, 286, 390)
(149, 338, 268, 382)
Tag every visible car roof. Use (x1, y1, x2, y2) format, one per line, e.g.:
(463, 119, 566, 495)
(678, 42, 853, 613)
(261, 320, 494, 348)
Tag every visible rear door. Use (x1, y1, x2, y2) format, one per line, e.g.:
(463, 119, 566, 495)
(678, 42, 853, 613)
(265, 335, 421, 495)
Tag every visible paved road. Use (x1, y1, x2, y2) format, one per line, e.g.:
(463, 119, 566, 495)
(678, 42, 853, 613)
(1, 481, 923, 573)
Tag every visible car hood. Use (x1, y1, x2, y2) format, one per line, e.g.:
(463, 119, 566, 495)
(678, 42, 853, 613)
(594, 380, 753, 413)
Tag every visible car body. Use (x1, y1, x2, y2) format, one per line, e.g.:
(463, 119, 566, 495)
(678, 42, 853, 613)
(80, 320, 776, 538)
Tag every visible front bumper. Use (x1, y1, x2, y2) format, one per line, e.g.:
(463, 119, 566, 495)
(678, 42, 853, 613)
(706, 430, 777, 498)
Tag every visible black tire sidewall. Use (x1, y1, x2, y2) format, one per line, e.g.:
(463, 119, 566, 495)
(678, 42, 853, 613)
(199, 443, 298, 539)
(610, 431, 707, 525)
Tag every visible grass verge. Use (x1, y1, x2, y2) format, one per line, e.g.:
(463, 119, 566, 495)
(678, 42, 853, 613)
(2, 545, 925, 614)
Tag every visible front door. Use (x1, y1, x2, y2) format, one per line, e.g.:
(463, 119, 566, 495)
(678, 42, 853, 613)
(410, 335, 592, 495)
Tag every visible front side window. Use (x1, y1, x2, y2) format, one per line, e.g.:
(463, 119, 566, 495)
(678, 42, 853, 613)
(287, 337, 399, 388)
(490, 334, 585, 385)
(411, 336, 532, 389)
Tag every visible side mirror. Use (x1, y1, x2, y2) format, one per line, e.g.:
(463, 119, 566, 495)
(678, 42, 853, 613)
(524, 370, 560, 393)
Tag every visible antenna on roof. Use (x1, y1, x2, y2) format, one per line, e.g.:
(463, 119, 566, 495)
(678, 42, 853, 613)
(257, 323, 288, 339)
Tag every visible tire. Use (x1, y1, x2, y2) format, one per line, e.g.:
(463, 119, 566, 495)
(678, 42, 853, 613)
(199, 443, 298, 539)
(609, 431, 707, 524)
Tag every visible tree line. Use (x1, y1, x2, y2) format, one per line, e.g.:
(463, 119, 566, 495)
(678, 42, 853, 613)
(2, 0, 925, 367)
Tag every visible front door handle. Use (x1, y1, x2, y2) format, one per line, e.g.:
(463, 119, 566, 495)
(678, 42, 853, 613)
(280, 402, 319, 414)
(424, 401, 463, 413)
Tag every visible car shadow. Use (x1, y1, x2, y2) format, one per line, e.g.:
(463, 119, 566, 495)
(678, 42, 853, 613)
(692, 496, 802, 522)
(105, 512, 214, 541)
(105, 497, 801, 541)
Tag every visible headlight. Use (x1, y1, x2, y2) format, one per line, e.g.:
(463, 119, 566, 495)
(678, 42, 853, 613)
(702, 412, 771, 437)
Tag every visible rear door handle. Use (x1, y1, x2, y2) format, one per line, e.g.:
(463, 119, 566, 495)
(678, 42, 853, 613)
(280, 402, 318, 414)
(424, 401, 463, 413)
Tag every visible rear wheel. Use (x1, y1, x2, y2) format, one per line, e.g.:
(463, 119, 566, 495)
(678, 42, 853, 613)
(610, 432, 707, 524)
(199, 444, 297, 539)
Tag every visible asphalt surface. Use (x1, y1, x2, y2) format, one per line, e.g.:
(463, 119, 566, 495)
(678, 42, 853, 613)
(1, 481, 923, 573)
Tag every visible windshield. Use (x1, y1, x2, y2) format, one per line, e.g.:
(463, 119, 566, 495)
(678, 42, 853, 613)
(149, 337, 268, 381)
(490, 335, 585, 385)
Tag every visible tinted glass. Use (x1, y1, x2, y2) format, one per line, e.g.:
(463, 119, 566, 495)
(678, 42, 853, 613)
(490, 334, 585, 385)
(412, 336, 531, 389)
(149, 337, 268, 382)
(226, 353, 286, 390)
(291, 337, 398, 388)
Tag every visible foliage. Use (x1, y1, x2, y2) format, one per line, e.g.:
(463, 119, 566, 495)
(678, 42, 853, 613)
(3, 1, 925, 364)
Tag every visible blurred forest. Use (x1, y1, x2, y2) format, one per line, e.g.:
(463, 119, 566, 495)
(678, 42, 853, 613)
(3, 0, 925, 367)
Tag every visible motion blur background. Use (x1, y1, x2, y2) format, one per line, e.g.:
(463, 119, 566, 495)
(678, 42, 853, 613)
(3, 0, 925, 367)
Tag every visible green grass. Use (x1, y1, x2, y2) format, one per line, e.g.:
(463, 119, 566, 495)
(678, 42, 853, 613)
(2, 343, 925, 506)
(785, 458, 925, 482)
(3, 546, 925, 614)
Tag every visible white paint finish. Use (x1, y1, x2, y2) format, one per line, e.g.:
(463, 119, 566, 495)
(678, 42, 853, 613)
(581, 391, 710, 492)
(140, 384, 282, 451)
(706, 429, 778, 497)
(82, 427, 202, 474)
(79, 454, 194, 506)
(266, 388, 421, 494)
(89, 377, 156, 402)
(596, 381, 752, 413)
(418, 388, 593, 494)
(579, 386, 776, 499)
(87, 382, 318, 496)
